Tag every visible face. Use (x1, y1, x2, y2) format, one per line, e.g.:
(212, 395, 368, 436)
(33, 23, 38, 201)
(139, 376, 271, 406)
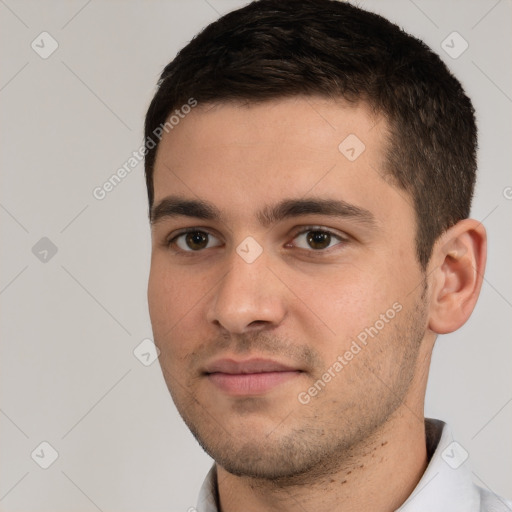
(148, 97, 430, 480)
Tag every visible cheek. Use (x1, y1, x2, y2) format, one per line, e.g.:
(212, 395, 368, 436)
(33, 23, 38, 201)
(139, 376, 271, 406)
(148, 256, 213, 355)
(148, 261, 170, 329)
(148, 258, 192, 337)
(288, 263, 402, 359)
(310, 266, 386, 322)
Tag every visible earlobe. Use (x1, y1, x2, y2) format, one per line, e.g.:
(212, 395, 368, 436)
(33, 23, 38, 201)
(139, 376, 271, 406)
(428, 219, 487, 334)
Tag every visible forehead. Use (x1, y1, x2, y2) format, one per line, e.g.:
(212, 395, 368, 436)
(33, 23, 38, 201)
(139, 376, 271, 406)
(152, 96, 409, 227)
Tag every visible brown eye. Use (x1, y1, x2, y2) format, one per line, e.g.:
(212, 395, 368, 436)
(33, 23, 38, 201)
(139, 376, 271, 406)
(186, 231, 209, 250)
(172, 230, 222, 252)
(306, 231, 332, 250)
(291, 228, 345, 251)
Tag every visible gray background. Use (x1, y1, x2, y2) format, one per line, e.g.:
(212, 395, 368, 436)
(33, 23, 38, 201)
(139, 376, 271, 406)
(0, 0, 511, 510)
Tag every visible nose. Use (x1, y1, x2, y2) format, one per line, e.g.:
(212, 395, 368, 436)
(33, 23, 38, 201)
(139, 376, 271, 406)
(206, 249, 287, 334)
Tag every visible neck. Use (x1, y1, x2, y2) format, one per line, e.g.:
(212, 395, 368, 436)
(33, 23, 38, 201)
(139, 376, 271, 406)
(216, 407, 428, 512)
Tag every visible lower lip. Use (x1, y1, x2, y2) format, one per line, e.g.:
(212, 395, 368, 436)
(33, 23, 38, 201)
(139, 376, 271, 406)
(207, 371, 301, 395)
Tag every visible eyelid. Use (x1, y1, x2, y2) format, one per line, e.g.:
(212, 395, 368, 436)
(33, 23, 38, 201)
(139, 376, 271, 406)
(287, 225, 349, 251)
(165, 227, 223, 249)
(290, 225, 349, 241)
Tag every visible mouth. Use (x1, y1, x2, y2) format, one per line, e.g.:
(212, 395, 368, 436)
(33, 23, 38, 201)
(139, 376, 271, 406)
(203, 358, 303, 396)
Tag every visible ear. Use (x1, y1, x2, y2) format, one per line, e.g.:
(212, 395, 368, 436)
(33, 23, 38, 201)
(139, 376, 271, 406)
(427, 219, 487, 334)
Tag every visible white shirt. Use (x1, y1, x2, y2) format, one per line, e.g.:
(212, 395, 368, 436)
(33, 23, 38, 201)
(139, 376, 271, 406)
(195, 418, 511, 511)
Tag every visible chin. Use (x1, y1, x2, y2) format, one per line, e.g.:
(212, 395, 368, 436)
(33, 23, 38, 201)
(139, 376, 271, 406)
(212, 445, 322, 480)
(188, 418, 332, 481)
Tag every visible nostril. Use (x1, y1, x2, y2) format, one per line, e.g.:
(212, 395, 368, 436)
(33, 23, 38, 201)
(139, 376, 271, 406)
(248, 320, 269, 328)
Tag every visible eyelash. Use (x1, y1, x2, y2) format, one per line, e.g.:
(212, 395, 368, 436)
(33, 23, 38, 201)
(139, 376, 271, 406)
(165, 228, 219, 249)
(286, 226, 348, 252)
(165, 226, 348, 255)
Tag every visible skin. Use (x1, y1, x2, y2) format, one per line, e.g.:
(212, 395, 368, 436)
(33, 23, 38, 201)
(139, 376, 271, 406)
(147, 96, 486, 511)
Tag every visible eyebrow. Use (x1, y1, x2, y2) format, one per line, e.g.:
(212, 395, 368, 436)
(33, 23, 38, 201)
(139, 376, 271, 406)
(151, 196, 220, 224)
(257, 198, 376, 228)
(150, 195, 376, 228)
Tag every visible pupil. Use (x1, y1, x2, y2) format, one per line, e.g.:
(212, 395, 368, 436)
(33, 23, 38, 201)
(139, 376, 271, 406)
(307, 231, 330, 249)
(187, 232, 208, 250)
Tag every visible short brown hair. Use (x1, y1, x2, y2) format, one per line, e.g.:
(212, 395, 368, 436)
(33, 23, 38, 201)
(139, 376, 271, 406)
(144, 0, 477, 268)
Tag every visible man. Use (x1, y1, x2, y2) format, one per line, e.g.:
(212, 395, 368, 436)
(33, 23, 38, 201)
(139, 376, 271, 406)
(144, 0, 511, 510)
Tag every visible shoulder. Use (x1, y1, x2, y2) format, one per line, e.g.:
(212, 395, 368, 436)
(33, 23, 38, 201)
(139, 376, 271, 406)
(477, 486, 512, 512)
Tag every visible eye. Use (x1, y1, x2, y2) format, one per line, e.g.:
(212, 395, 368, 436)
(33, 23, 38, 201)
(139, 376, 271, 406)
(170, 230, 222, 252)
(290, 228, 346, 251)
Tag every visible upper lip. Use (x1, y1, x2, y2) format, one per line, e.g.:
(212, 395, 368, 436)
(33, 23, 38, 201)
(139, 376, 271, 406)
(204, 358, 300, 375)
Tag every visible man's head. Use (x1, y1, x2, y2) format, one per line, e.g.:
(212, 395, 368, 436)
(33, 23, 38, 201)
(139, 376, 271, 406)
(145, 0, 486, 482)
(144, 0, 477, 269)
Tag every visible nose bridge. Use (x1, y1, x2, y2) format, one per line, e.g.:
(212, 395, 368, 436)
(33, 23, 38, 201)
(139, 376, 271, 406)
(207, 245, 285, 333)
